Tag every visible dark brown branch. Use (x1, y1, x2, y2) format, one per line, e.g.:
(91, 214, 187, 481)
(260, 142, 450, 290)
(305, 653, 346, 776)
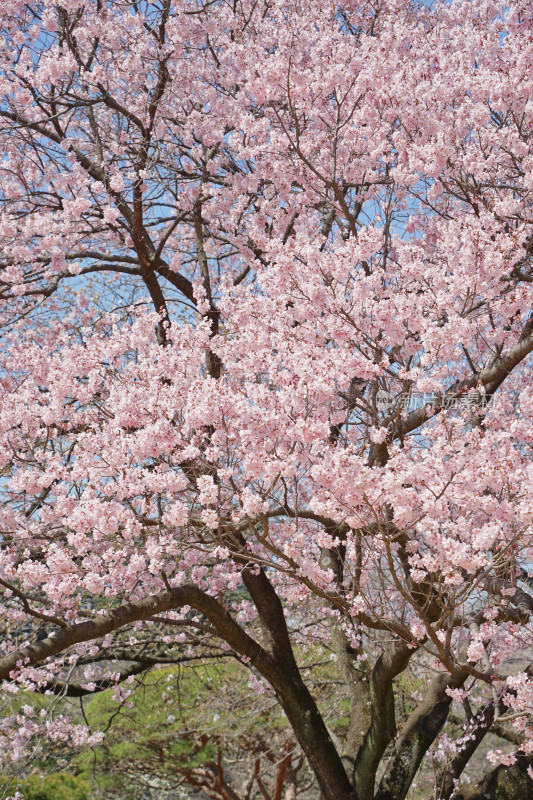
(0, 583, 352, 800)
(375, 672, 465, 800)
(397, 330, 533, 440)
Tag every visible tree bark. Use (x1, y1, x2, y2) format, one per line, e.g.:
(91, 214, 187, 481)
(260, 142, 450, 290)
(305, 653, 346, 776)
(452, 757, 533, 800)
(374, 673, 457, 800)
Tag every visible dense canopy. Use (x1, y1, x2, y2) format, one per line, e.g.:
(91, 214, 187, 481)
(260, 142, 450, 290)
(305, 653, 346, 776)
(1, 2, 533, 799)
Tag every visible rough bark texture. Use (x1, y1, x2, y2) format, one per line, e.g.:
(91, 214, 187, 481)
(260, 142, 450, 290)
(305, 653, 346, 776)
(351, 645, 412, 799)
(375, 673, 456, 800)
(453, 757, 533, 800)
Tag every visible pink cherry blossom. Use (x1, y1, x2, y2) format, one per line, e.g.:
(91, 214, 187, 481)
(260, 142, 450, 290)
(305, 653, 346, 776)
(0, 1, 533, 798)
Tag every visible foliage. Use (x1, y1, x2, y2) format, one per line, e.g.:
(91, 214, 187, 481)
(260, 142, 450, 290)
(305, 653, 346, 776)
(76, 660, 313, 799)
(15, 773, 90, 800)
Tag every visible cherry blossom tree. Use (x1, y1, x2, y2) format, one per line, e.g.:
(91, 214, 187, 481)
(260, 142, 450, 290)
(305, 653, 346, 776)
(1, 1, 533, 798)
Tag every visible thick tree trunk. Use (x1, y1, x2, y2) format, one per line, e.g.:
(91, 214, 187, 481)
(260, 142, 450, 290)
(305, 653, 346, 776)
(274, 680, 355, 800)
(374, 673, 456, 800)
(452, 757, 533, 800)
(351, 645, 411, 799)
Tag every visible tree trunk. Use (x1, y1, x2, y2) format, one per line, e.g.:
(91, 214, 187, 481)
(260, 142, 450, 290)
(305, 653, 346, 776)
(453, 757, 533, 800)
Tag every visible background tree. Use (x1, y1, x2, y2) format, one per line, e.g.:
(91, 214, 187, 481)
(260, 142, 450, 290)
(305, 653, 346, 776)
(3, 657, 318, 800)
(1, 1, 533, 799)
